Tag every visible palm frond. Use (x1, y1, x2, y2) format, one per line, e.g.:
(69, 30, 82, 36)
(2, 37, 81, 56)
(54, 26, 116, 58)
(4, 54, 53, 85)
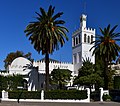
(52, 12, 63, 20)
(110, 25, 118, 35)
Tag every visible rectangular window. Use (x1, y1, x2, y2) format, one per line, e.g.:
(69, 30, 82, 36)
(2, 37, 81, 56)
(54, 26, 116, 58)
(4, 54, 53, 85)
(91, 35, 93, 43)
(84, 34, 86, 42)
(76, 37, 78, 45)
(74, 37, 75, 46)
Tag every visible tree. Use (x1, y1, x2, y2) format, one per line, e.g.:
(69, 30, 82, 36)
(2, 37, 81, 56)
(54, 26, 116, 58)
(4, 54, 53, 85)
(90, 24, 120, 89)
(0, 75, 8, 91)
(7, 75, 24, 91)
(114, 76, 120, 89)
(4, 51, 33, 69)
(0, 75, 24, 91)
(50, 68, 72, 89)
(24, 5, 68, 90)
(73, 58, 103, 90)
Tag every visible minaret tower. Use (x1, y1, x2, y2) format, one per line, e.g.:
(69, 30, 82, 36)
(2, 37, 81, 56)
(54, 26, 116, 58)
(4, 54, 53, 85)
(72, 14, 95, 76)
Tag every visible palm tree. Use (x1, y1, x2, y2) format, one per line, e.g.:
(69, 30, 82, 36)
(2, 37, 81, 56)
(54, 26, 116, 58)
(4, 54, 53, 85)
(90, 24, 120, 89)
(24, 5, 68, 90)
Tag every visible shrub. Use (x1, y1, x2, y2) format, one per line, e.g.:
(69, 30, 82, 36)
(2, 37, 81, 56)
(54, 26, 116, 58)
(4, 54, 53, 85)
(8, 90, 87, 100)
(114, 76, 120, 89)
(8, 91, 41, 99)
(45, 90, 87, 100)
(102, 94, 112, 101)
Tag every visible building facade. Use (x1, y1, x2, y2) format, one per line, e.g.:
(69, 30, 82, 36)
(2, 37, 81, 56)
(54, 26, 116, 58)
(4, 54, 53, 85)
(0, 57, 73, 91)
(72, 14, 95, 75)
(0, 14, 96, 91)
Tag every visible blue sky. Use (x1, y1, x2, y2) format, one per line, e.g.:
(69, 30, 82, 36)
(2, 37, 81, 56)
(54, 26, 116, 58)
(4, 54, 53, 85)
(0, 0, 120, 69)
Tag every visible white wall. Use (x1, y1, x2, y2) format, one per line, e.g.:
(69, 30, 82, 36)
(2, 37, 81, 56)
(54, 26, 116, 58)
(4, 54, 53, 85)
(33, 61, 74, 75)
(72, 14, 95, 75)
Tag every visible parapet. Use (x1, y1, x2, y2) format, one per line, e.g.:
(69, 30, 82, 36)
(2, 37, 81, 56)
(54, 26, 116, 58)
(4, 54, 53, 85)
(72, 26, 95, 36)
(33, 60, 72, 65)
(83, 27, 95, 33)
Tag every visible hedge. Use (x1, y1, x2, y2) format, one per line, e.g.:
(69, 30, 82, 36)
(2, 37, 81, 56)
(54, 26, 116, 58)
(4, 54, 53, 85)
(102, 94, 112, 101)
(8, 91, 41, 99)
(44, 90, 87, 100)
(8, 90, 87, 100)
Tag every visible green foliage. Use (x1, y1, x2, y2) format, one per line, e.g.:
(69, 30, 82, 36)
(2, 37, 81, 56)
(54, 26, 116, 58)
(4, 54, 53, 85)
(95, 56, 115, 89)
(114, 76, 120, 89)
(50, 69, 72, 89)
(24, 5, 68, 55)
(24, 5, 68, 90)
(74, 58, 103, 89)
(78, 57, 94, 76)
(91, 24, 120, 62)
(45, 90, 87, 100)
(90, 24, 120, 89)
(0, 75, 8, 91)
(4, 50, 33, 69)
(102, 94, 112, 101)
(108, 69, 115, 89)
(0, 75, 24, 91)
(95, 56, 104, 76)
(8, 91, 41, 99)
(7, 75, 24, 91)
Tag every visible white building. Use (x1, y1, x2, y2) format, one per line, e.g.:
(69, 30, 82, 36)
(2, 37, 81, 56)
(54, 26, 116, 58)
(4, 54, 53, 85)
(111, 57, 120, 75)
(33, 58, 74, 76)
(72, 14, 95, 75)
(0, 57, 73, 91)
(0, 14, 95, 91)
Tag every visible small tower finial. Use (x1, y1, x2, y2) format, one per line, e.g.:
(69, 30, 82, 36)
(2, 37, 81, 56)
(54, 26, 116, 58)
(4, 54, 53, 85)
(80, 14, 87, 28)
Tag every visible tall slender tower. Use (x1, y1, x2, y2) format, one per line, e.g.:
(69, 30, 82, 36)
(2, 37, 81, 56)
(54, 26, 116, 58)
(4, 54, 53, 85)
(72, 14, 95, 76)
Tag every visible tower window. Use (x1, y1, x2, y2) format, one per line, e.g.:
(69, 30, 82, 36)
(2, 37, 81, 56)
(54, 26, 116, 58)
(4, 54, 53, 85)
(88, 36, 90, 43)
(91, 35, 93, 43)
(76, 37, 78, 45)
(73, 37, 75, 46)
(72, 38, 75, 47)
(84, 34, 87, 42)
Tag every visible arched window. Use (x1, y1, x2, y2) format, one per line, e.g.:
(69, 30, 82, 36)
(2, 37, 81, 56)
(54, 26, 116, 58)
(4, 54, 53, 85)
(73, 37, 75, 46)
(88, 36, 90, 43)
(76, 37, 78, 45)
(91, 35, 93, 43)
(84, 34, 87, 42)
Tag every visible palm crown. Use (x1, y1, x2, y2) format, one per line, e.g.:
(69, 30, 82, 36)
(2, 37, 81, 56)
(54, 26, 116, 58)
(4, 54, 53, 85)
(24, 5, 68, 90)
(90, 24, 120, 62)
(90, 24, 120, 89)
(24, 5, 68, 55)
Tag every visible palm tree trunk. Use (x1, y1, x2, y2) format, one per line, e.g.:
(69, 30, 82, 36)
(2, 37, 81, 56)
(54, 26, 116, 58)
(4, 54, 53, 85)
(104, 58, 109, 90)
(45, 53, 49, 90)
